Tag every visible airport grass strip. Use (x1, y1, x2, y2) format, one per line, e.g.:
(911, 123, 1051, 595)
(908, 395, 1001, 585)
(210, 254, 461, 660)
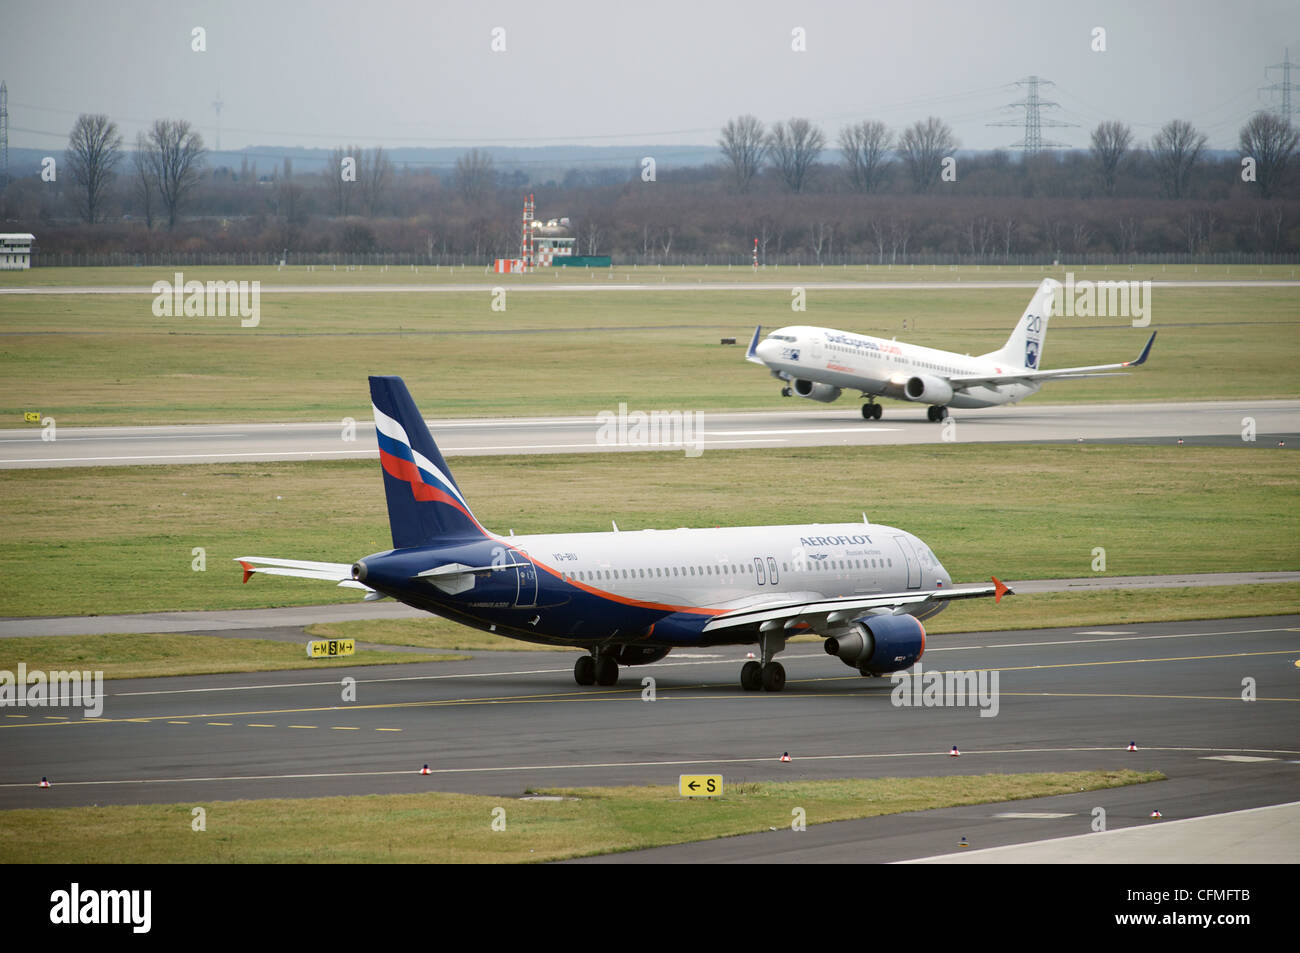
(0, 769, 1162, 863)
(0, 633, 465, 680)
(1, 446, 1296, 618)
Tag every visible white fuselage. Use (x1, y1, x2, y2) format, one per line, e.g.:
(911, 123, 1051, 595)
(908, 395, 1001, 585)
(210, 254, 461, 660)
(506, 521, 951, 614)
(757, 326, 1039, 408)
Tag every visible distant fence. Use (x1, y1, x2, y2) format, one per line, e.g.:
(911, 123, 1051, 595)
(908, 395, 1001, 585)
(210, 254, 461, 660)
(29, 249, 1300, 268)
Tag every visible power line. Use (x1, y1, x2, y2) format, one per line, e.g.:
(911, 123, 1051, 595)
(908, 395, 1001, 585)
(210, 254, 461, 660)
(986, 75, 1077, 153)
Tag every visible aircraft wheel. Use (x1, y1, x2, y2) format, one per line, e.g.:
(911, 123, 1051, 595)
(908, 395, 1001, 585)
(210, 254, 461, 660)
(861, 403, 873, 420)
(871, 403, 883, 419)
(761, 662, 786, 692)
(926, 405, 938, 422)
(781, 386, 792, 397)
(935, 406, 949, 421)
(740, 660, 763, 691)
(594, 655, 619, 686)
(574, 655, 596, 686)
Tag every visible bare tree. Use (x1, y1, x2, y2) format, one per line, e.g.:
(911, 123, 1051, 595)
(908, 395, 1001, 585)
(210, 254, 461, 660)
(455, 148, 496, 205)
(359, 146, 394, 216)
(1150, 119, 1207, 199)
(1239, 111, 1299, 199)
(65, 114, 122, 224)
(1089, 120, 1132, 196)
(718, 115, 768, 193)
(767, 118, 826, 193)
(144, 119, 206, 230)
(839, 120, 893, 193)
(897, 117, 956, 194)
(131, 132, 156, 230)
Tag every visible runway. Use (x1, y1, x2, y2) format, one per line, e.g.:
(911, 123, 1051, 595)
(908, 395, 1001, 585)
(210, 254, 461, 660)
(2, 399, 1296, 468)
(2, 615, 1296, 862)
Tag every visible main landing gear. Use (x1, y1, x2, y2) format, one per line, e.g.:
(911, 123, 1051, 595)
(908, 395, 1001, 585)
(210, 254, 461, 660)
(574, 652, 619, 687)
(740, 632, 787, 692)
(926, 405, 949, 422)
(780, 386, 792, 397)
(861, 400, 882, 420)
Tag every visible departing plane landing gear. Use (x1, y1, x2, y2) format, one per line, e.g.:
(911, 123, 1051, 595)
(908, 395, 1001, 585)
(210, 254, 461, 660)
(780, 386, 792, 397)
(861, 401, 882, 420)
(574, 653, 620, 687)
(926, 405, 949, 422)
(740, 632, 788, 692)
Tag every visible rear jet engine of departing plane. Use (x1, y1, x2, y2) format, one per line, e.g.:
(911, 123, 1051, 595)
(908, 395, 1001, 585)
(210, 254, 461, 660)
(824, 613, 926, 676)
(793, 379, 842, 403)
(904, 375, 954, 405)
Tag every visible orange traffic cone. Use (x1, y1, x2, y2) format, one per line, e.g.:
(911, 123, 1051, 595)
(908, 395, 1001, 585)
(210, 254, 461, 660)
(780, 752, 791, 762)
(419, 764, 431, 775)
(1149, 810, 1162, 818)
(950, 745, 960, 757)
(39, 777, 49, 788)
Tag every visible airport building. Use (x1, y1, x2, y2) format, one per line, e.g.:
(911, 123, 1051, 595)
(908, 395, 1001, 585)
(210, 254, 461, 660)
(0, 232, 34, 269)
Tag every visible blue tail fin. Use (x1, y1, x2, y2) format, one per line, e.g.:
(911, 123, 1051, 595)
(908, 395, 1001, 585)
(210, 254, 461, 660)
(369, 376, 487, 548)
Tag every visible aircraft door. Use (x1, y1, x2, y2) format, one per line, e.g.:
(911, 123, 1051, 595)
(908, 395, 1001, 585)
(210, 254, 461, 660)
(514, 555, 538, 607)
(892, 535, 920, 589)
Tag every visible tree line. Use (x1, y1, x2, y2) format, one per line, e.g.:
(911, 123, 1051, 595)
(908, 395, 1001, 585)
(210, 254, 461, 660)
(4, 108, 1297, 261)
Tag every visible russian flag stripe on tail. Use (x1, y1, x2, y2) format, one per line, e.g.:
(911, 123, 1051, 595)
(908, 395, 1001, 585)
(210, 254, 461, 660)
(369, 376, 487, 548)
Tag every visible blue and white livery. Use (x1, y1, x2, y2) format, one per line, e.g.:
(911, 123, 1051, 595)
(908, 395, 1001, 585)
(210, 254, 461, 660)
(748, 278, 1156, 421)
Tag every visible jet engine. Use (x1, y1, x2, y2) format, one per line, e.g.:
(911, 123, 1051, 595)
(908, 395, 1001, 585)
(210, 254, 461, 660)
(823, 613, 926, 675)
(904, 375, 953, 405)
(793, 379, 842, 403)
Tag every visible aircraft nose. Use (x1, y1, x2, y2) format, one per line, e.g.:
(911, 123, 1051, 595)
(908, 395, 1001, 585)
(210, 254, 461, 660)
(755, 338, 782, 362)
(934, 560, 952, 590)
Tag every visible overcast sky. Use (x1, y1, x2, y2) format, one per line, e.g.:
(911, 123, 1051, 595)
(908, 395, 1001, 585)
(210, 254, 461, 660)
(4, 0, 1298, 155)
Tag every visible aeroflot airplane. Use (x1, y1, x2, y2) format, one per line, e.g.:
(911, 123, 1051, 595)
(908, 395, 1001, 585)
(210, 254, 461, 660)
(238, 376, 1010, 692)
(748, 278, 1156, 421)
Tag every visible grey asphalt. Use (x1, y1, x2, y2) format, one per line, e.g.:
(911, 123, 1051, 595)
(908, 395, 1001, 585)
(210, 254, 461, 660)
(2, 399, 1296, 468)
(3, 572, 1298, 638)
(1, 615, 1296, 864)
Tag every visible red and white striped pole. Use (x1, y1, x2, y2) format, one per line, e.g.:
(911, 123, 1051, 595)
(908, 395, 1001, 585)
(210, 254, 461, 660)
(752, 237, 758, 270)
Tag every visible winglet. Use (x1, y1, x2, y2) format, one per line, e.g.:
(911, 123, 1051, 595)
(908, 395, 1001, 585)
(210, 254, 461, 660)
(239, 560, 254, 584)
(992, 576, 1011, 603)
(746, 325, 765, 365)
(1124, 331, 1157, 367)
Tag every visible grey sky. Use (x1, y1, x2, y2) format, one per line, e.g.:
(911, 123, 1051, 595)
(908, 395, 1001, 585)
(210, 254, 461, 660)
(4, 0, 1298, 154)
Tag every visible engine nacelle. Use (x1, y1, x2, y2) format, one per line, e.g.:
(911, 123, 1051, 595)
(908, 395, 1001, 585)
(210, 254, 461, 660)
(823, 613, 926, 675)
(793, 379, 842, 403)
(904, 374, 953, 405)
(612, 645, 671, 666)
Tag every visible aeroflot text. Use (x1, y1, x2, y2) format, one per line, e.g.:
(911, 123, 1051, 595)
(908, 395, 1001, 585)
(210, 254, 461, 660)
(50, 883, 151, 933)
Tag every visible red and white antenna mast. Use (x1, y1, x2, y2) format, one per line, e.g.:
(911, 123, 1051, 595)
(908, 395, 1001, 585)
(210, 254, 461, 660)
(520, 194, 535, 273)
(752, 237, 758, 270)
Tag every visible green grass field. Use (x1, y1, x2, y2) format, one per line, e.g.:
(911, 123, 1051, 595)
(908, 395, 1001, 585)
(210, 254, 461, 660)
(0, 770, 1161, 863)
(0, 633, 464, 680)
(1, 445, 1295, 619)
(2, 270, 1297, 424)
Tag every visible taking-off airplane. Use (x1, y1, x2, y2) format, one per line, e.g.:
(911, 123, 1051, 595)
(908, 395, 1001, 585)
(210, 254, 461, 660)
(748, 277, 1156, 420)
(238, 376, 1010, 692)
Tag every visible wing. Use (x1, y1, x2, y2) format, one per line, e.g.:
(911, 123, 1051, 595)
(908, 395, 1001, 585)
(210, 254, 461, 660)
(702, 578, 1011, 637)
(949, 332, 1156, 389)
(235, 556, 380, 597)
